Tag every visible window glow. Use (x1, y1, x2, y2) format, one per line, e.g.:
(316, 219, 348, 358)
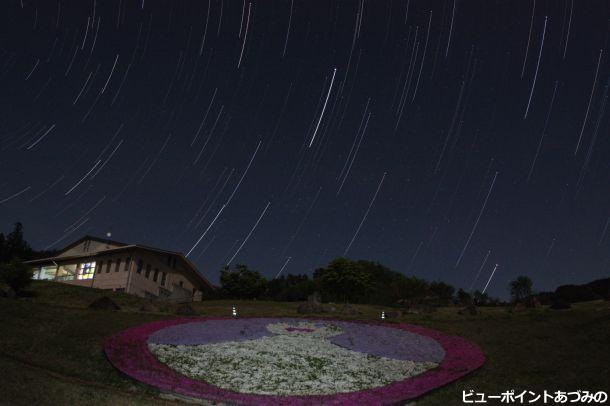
(77, 262, 96, 280)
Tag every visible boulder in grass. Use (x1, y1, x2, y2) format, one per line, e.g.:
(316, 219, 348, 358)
(175, 304, 198, 316)
(89, 296, 120, 311)
(297, 291, 326, 314)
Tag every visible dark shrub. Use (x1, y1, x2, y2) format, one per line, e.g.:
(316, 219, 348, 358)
(585, 278, 610, 300)
(88, 296, 120, 311)
(555, 284, 601, 303)
(0, 260, 33, 295)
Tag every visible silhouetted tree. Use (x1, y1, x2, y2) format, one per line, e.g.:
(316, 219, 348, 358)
(0, 260, 33, 294)
(266, 274, 314, 301)
(509, 276, 533, 303)
(313, 258, 372, 303)
(456, 288, 472, 305)
(219, 264, 267, 299)
(429, 281, 455, 306)
(0, 223, 33, 263)
(473, 290, 489, 306)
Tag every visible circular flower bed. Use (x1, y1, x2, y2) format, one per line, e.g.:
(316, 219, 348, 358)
(105, 317, 484, 405)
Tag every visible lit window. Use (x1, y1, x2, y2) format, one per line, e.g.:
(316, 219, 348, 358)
(56, 264, 77, 281)
(77, 262, 96, 280)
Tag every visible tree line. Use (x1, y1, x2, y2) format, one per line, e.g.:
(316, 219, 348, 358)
(218, 258, 505, 307)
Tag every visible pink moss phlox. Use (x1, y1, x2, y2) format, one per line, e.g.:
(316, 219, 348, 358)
(104, 316, 484, 405)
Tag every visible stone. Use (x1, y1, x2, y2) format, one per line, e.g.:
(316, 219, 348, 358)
(175, 304, 198, 316)
(88, 296, 120, 311)
(297, 291, 326, 314)
(307, 291, 322, 305)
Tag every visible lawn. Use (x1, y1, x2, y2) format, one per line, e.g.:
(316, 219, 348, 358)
(1, 281, 609, 405)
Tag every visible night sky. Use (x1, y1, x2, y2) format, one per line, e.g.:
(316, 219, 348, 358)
(2, 0, 610, 298)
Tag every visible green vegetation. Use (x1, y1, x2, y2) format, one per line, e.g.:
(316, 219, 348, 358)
(1, 281, 609, 405)
(0, 260, 33, 295)
(0, 222, 57, 263)
(219, 258, 501, 307)
(509, 275, 533, 303)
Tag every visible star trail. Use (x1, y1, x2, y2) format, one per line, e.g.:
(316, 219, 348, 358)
(1, 0, 610, 299)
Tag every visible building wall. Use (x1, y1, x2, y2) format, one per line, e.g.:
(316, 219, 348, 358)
(91, 253, 133, 291)
(126, 250, 199, 300)
(57, 239, 124, 258)
(30, 248, 210, 301)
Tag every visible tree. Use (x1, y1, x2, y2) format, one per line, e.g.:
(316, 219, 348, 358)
(509, 275, 533, 303)
(0, 260, 33, 295)
(313, 258, 372, 303)
(473, 290, 489, 306)
(266, 274, 314, 301)
(429, 281, 456, 306)
(396, 276, 429, 305)
(0, 223, 34, 263)
(456, 288, 472, 305)
(219, 264, 267, 299)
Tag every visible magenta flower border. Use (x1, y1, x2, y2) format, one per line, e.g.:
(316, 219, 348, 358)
(104, 317, 484, 405)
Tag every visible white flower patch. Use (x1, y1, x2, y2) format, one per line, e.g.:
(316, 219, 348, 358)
(149, 322, 438, 396)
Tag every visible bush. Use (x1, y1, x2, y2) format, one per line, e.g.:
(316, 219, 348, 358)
(554, 284, 601, 303)
(0, 260, 33, 295)
(585, 278, 610, 300)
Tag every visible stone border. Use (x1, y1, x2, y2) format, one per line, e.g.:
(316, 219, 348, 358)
(104, 317, 484, 405)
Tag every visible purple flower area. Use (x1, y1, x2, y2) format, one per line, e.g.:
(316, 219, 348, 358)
(329, 321, 445, 363)
(147, 318, 274, 345)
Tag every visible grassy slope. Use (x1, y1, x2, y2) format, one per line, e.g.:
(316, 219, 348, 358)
(0, 281, 609, 405)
